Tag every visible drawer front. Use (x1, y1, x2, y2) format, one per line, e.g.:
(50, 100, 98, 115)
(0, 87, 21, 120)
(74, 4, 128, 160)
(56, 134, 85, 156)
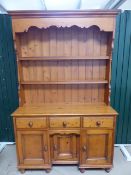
(49, 117, 80, 128)
(16, 117, 47, 129)
(83, 117, 114, 128)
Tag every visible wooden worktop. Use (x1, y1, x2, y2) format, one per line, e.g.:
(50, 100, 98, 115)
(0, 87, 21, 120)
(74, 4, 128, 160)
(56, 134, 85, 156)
(12, 104, 117, 116)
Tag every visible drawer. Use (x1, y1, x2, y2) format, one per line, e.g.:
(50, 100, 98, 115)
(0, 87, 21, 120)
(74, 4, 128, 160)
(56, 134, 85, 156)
(49, 117, 80, 128)
(16, 117, 47, 129)
(83, 117, 114, 128)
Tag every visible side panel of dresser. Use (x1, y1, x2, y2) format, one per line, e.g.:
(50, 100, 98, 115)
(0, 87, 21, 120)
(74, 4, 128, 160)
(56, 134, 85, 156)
(13, 117, 51, 170)
(79, 116, 116, 170)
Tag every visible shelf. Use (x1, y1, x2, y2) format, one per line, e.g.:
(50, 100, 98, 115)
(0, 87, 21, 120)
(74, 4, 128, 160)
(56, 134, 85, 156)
(20, 80, 108, 85)
(19, 56, 109, 61)
(23, 102, 107, 107)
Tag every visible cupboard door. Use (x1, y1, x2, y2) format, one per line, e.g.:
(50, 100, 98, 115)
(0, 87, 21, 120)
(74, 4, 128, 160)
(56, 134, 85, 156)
(80, 129, 113, 166)
(17, 130, 50, 166)
(50, 133, 79, 162)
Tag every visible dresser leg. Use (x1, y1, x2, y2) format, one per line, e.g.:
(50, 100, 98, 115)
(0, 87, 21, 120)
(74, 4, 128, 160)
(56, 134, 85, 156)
(19, 169, 25, 174)
(46, 169, 51, 173)
(79, 168, 85, 173)
(105, 168, 112, 173)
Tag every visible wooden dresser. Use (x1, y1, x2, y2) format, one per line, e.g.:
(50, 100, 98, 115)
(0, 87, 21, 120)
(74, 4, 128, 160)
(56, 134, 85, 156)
(10, 10, 119, 173)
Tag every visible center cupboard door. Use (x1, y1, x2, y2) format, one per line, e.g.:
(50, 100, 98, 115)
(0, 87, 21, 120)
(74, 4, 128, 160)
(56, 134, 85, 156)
(50, 132, 80, 162)
(17, 130, 50, 167)
(80, 129, 113, 166)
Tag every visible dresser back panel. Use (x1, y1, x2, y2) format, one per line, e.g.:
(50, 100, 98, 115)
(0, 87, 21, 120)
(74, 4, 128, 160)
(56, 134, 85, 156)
(19, 26, 110, 57)
(17, 26, 112, 105)
(23, 84, 105, 104)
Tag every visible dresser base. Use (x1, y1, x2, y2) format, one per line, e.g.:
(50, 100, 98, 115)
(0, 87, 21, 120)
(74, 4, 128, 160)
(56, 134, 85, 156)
(12, 104, 117, 174)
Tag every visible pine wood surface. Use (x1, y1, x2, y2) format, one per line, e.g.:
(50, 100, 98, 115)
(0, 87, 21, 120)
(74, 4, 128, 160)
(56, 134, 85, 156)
(12, 104, 117, 116)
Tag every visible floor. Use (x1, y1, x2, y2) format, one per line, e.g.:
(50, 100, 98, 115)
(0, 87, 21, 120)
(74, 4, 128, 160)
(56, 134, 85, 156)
(0, 145, 131, 175)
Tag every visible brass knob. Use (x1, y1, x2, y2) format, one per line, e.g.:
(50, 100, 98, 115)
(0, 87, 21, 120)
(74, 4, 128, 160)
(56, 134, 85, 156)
(96, 121, 101, 127)
(82, 145, 87, 152)
(44, 145, 48, 152)
(63, 121, 67, 127)
(28, 121, 33, 128)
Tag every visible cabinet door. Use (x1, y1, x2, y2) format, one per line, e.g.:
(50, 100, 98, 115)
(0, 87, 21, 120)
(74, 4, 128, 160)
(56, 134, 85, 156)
(80, 129, 113, 166)
(17, 130, 50, 166)
(50, 132, 80, 162)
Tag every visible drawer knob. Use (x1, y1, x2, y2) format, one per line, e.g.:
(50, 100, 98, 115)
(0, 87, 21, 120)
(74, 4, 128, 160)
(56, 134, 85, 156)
(63, 121, 67, 127)
(96, 121, 101, 127)
(28, 121, 33, 128)
(82, 145, 87, 152)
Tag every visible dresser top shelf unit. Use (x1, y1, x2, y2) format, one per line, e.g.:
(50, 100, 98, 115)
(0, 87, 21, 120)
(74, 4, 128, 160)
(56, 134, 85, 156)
(9, 10, 120, 106)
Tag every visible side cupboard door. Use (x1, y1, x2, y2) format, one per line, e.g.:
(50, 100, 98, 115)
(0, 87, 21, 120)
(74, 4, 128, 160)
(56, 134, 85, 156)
(17, 130, 50, 167)
(80, 129, 113, 166)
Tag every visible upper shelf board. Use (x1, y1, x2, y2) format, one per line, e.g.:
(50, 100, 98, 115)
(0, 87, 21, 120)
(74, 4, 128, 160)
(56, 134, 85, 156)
(19, 56, 110, 61)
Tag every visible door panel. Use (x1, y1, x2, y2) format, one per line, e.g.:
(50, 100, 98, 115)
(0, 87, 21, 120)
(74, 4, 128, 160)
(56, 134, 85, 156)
(80, 129, 113, 165)
(17, 130, 50, 165)
(50, 132, 80, 161)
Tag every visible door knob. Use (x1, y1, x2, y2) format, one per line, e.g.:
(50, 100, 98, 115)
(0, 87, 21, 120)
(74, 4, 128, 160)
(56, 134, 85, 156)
(53, 144, 57, 151)
(82, 145, 87, 152)
(44, 145, 48, 152)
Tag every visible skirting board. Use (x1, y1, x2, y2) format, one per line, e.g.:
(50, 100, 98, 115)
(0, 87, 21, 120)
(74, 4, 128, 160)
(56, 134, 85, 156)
(0, 142, 131, 161)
